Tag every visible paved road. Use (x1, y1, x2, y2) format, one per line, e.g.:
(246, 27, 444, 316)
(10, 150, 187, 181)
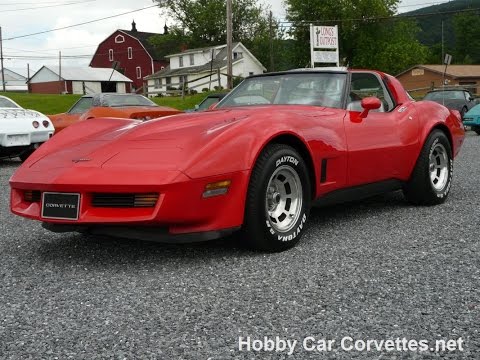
(1, 133, 479, 359)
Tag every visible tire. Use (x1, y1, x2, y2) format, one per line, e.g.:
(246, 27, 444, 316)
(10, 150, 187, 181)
(473, 127, 480, 135)
(243, 144, 311, 252)
(403, 130, 453, 205)
(460, 107, 467, 120)
(19, 149, 34, 162)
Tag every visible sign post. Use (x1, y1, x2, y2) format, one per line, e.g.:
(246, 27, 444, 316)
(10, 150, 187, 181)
(310, 25, 339, 67)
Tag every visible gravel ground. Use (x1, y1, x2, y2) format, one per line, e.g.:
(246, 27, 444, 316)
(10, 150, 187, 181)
(0, 133, 479, 359)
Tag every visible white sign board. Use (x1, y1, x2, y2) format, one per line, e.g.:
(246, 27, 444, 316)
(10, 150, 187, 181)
(310, 25, 339, 67)
(312, 26, 338, 49)
(313, 51, 338, 63)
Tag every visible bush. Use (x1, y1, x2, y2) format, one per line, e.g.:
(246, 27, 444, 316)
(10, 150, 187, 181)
(214, 85, 224, 91)
(189, 89, 198, 95)
(202, 88, 209, 93)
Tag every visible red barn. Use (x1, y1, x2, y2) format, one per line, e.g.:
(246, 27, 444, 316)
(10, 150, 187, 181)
(90, 21, 168, 92)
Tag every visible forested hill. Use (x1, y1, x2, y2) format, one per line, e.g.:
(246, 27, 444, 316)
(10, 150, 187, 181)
(401, 0, 480, 47)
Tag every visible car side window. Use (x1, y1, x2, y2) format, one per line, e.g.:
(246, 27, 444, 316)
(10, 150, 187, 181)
(68, 97, 93, 114)
(348, 73, 394, 112)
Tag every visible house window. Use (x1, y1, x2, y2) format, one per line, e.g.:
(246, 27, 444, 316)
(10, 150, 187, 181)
(189, 54, 194, 66)
(128, 47, 133, 59)
(109, 49, 114, 61)
(136, 66, 142, 79)
(115, 35, 125, 43)
(166, 77, 171, 86)
(179, 56, 184, 67)
(233, 52, 243, 60)
(154, 78, 162, 89)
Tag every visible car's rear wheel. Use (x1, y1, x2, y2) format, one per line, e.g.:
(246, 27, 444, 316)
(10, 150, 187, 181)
(403, 130, 453, 205)
(243, 144, 311, 252)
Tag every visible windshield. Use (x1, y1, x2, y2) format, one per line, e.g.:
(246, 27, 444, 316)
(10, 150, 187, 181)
(103, 94, 157, 107)
(425, 91, 466, 101)
(68, 97, 93, 114)
(217, 73, 347, 109)
(0, 97, 20, 108)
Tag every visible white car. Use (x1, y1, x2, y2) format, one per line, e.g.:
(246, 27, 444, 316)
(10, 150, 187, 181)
(0, 95, 55, 161)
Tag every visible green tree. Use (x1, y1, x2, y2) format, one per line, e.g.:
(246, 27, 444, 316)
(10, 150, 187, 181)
(453, 12, 480, 64)
(352, 20, 429, 74)
(153, 0, 270, 47)
(285, 0, 428, 73)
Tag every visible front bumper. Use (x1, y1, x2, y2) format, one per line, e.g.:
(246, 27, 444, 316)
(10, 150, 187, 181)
(42, 222, 241, 243)
(10, 167, 249, 238)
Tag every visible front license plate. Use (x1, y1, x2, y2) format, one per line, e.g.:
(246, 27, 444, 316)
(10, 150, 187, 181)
(42, 192, 80, 220)
(6, 134, 30, 146)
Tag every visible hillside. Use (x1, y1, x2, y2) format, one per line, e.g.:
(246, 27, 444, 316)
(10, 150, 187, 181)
(401, 0, 480, 48)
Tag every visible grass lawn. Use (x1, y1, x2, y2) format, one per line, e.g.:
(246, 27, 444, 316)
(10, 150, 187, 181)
(1, 92, 82, 115)
(1, 91, 227, 114)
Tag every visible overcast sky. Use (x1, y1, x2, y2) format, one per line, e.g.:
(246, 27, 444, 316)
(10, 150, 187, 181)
(1, 0, 448, 75)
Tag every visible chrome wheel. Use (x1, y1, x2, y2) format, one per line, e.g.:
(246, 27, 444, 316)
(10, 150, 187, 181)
(265, 165, 303, 233)
(429, 143, 449, 191)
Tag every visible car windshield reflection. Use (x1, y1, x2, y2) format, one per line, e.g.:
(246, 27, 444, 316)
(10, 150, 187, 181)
(217, 73, 347, 109)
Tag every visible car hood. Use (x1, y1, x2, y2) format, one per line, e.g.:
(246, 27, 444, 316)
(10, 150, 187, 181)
(26, 106, 337, 175)
(28, 109, 249, 170)
(465, 105, 480, 116)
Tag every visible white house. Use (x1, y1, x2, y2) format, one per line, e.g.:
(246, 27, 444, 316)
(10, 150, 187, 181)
(0, 68, 28, 92)
(28, 66, 134, 94)
(144, 42, 266, 96)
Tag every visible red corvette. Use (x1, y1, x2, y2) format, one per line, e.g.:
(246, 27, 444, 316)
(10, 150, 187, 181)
(10, 69, 465, 251)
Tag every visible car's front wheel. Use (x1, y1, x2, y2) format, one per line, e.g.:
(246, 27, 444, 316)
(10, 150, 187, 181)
(473, 126, 480, 135)
(243, 144, 311, 252)
(403, 130, 453, 205)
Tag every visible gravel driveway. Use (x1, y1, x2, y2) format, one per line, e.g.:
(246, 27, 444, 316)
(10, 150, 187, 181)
(1, 133, 479, 359)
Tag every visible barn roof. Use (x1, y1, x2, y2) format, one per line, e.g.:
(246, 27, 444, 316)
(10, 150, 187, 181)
(29, 66, 133, 83)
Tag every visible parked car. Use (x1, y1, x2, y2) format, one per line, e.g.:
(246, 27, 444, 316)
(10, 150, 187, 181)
(0, 95, 54, 161)
(11, 68, 465, 251)
(423, 89, 477, 119)
(48, 93, 182, 133)
(462, 104, 480, 135)
(193, 93, 227, 111)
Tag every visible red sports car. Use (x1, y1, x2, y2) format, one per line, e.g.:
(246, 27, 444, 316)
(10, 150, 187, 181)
(10, 69, 465, 251)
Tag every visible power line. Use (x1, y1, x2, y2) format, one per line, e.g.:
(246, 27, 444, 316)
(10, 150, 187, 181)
(3, 4, 158, 41)
(0, 0, 96, 13)
(0, 0, 91, 5)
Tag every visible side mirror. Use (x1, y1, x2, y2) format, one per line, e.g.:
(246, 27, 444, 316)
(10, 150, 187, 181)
(194, 104, 200, 110)
(359, 97, 382, 118)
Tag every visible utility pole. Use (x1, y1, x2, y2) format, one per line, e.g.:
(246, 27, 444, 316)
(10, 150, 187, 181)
(0, 27, 6, 92)
(226, 0, 233, 89)
(269, 11, 274, 72)
(59, 51, 62, 94)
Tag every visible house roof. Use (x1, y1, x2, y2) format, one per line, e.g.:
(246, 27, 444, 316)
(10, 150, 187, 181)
(145, 42, 266, 79)
(397, 65, 480, 78)
(119, 29, 162, 61)
(144, 59, 243, 79)
(0, 68, 27, 81)
(30, 66, 133, 83)
(165, 43, 236, 58)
